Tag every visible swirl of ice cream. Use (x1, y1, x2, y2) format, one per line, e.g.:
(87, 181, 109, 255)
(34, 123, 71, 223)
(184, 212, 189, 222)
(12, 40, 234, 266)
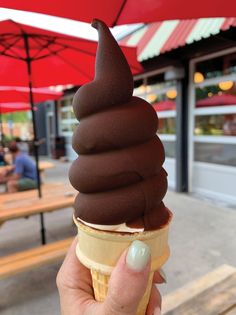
(69, 19, 170, 230)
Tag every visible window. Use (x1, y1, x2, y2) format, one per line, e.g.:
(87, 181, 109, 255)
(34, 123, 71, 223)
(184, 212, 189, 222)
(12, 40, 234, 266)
(195, 52, 236, 80)
(59, 95, 77, 135)
(193, 53, 236, 166)
(194, 142, 236, 166)
(195, 114, 236, 136)
(162, 141, 176, 158)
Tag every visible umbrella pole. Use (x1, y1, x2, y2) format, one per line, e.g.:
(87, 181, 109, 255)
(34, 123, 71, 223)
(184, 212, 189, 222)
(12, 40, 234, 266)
(23, 34, 46, 245)
(0, 106, 4, 146)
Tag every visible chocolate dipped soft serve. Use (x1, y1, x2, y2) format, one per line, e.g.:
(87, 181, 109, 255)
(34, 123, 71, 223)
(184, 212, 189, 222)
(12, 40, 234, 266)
(69, 19, 171, 231)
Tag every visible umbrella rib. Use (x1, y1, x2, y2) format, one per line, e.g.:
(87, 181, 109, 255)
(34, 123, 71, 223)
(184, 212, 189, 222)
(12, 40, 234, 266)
(32, 47, 67, 61)
(55, 54, 94, 80)
(58, 43, 97, 58)
(0, 51, 25, 61)
(49, 50, 94, 80)
(38, 36, 97, 57)
(112, 0, 128, 27)
(19, 34, 93, 80)
(29, 36, 94, 80)
(0, 35, 25, 60)
(31, 35, 69, 59)
(29, 35, 57, 59)
(28, 33, 97, 58)
(29, 35, 96, 62)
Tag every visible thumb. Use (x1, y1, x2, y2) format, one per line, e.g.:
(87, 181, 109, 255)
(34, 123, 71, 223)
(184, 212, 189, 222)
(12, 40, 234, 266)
(103, 240, 151, 315)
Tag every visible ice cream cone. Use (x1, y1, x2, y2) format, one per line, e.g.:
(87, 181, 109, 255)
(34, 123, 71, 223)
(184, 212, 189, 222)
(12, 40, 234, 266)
(73, 214, 171, 315)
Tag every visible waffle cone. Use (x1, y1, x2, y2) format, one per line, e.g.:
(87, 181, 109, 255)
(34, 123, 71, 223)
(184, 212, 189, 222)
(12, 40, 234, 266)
(74, 214, 171, 315)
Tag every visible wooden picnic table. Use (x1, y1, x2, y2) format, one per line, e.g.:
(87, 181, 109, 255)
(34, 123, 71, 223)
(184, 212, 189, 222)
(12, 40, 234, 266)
(0, 237, 74, 280)
(0, 182, 76, 244)
(38, 161, 55, 171)
(163, 264, 236, 315)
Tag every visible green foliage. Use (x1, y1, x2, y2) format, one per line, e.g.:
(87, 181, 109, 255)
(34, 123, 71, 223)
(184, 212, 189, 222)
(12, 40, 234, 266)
(1, 111, 30, 123)
(195, 85, 220, 101)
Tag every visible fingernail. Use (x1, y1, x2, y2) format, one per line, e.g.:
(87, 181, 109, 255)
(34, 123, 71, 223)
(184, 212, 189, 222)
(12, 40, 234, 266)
(154, 306, 161, 315)
(126, 240, 150, 272)
(159, 268, 167, 283)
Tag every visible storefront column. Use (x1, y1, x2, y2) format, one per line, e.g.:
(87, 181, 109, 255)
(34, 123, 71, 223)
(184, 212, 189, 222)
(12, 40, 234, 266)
(175, 65, 189, 192)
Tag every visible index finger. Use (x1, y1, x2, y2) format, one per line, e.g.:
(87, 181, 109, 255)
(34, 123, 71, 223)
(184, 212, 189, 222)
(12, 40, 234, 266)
(57, 237, 93, 293)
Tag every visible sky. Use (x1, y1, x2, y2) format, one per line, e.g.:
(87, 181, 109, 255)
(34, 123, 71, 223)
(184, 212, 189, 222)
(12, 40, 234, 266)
(0, 7, 133, 41)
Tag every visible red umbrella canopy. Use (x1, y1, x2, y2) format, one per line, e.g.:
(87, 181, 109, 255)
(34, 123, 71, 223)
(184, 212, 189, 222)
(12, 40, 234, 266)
(0, 0, 234, 26)
(0, 86, 62, 102)
(0, 20, 142, 87)
(0, 102, 31, 113)
(196, 93, 236, 107)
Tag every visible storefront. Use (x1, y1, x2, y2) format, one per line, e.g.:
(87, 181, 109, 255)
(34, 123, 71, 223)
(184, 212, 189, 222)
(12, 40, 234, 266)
(189, 48, 236, 204)
(124, 17, 236, 204)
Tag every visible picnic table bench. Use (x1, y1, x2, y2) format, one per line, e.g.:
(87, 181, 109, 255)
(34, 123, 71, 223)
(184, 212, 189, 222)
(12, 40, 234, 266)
(0, 182, 76, 244)
(163, 264, 236, 315)
(38, 161, 55, 171)
(0, 237, 73, 280)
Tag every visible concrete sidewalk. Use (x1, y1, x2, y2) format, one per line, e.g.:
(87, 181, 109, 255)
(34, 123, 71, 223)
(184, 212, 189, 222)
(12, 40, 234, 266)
(0, 158, 235, 314)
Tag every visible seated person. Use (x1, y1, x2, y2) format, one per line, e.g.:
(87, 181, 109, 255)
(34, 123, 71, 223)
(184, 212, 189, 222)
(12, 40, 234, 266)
(0, 142, 38, 193)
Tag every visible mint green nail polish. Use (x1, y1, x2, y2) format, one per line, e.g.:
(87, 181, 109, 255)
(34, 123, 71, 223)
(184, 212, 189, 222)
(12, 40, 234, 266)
(126, 240, 150, 271)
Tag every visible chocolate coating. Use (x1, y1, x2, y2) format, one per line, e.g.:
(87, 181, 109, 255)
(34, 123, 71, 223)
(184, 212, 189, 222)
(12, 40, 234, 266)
(73, 19, 133, 120)
(74, 168, 167, 225)
(69, 137, 165, 193)
(70, 19, 170, 229)
(72, 97, 158, 154)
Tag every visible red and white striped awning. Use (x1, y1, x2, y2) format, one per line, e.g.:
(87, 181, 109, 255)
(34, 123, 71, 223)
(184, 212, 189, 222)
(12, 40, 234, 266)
(120, 18, 236, 62)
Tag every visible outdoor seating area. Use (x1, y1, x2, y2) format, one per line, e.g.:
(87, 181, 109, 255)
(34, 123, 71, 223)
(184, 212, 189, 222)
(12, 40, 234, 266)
(0, 2, 236, 315)
(0, 182, 75, 238)
(0, 160, 76, 281)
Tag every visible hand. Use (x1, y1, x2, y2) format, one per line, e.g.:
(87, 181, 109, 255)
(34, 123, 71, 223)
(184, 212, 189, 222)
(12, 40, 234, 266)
(57, 237, 165, 315)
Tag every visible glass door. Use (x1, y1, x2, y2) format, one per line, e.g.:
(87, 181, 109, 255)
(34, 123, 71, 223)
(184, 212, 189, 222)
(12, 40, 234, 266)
(190, 49, 236, 204)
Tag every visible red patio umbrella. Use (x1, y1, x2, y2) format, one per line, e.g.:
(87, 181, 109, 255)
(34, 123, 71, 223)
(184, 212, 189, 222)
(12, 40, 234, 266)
(0, 20, 141, 88)
(196, 93, 236, 107)
(0, 0, 234, 26)
(0, 102, 31, 113)
(0, 19, 141, 203)
(0, 86, 62, 103)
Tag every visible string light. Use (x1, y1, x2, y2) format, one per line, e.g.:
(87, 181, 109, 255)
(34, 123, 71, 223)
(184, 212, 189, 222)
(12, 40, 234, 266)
(147, 94, 157, 103)
(218, 81, 234, 91)
(194, 72, 204, 83)
(166, 89, 177, 99)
